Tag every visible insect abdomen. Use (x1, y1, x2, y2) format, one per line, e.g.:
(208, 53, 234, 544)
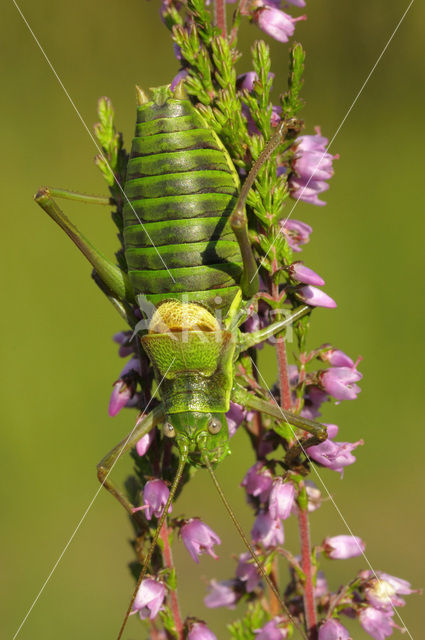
(122, 95, 242, 312)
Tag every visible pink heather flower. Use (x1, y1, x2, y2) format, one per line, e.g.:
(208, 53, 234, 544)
(289, 262, 325, 286)
(285, 0, 306, 6)
(251, 511, 284, 548)
(315, 571, 329, 598)
(236, 552, 261, 592)
(108, 380, 132, 416)
(320, 347, 354, 368)
(253, 6, 306, 43)
(364, 572, 417, 610)
(297, 285, 337, 308)
(133, 479, 171, 520)
(181, 518, 221, 563)
(280, 218, 312, 252)
(226, 402, 252, 438)
(323, 535, 365, 559)
(108, 357, 141, 416)
(289, 176, 329, 206)
(132, 578, 166, 620)
(255, 617, 289, 639)
(204, 579, 240, 608)
(359, 607, 394, 640)
(318, 619, 351, 639)
(307, 424, 363, 476)
(136, 429, 155, 456)
(241, 462, 273, 502)
(319, 367, 362, 401)
(268, 479, 295, 520)
(188, 622, 218, 640)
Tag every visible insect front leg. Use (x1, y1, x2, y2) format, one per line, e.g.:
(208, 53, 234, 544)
(97, 403, 165, 519)
(34, 187, 133, 304)
(231, 384, 327, 469)
(238, 304, 311, 351)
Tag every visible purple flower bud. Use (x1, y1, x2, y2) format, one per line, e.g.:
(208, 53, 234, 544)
(135, 479, 171, 520)
(241, 462, 274, 502)
(236, 552, 261, 592)
(323, 535, 365, 559)
(359, 607, 394, 640)
(188, 622, 218, 640)
(318, 619, 351, 640)
(204, 579, 240, 609)
(319, 367, 362, 401)
(226, 402, 251, 438)
(170, 69, 188, 91)
(268, 479, 295, 520)
(307, 424, 363, 476)
(181, 518, 221, 563)
(254, 617, 289, 639)
(251, 511, 284, 548)
(320, 348, 354, 368)
(136, 429, 155, 456)
(113, 331, 134, 357)
(297, 285, 337, 309)
(280, 218, 312, 252)
(108, 380, 132, 417)
(132, 578, 166, 620)
(289, 262, 325, 286)
(253, 6, 306, 43)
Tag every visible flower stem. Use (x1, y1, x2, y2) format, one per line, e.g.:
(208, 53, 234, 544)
(298, 504, 318, 640)
(275, 336, 317, 639)
(214, 0, 227, 36)
(159, 523, 184, 640)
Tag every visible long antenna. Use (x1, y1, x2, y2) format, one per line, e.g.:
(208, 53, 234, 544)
(202, 455, 308, 640)
(116, 453, 187, 640)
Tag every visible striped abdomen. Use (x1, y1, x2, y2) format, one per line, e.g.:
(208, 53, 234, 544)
(122, 96, 242, 312)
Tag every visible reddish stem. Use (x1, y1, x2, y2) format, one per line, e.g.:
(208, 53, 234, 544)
(298, 505, 318, 640)
(276, 338, 292, 410)
(160, 523, 184, 639)
(274, 334, 317, 639)
(214, 0, 227, 36)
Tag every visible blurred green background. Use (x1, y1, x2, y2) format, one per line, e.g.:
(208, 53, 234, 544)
(2, 1, 424, 638)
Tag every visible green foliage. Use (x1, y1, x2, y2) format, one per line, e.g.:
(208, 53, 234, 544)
(228, 602, 268, 640)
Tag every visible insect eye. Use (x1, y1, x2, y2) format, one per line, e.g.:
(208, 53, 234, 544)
(163, 422, 176, 438)
(208, 417, 222, 435)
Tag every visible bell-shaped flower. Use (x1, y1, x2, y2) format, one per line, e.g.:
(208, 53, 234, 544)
(318, 619, 351, 639)
(135, 429, 155, 457)
(254, 617, 289, 639)
(280, 218, 312, 253)
(323, 534, 365, 559)
(204, 579, 240, 609)
(253, 6, 306, 43)
(289, 262, 325, 286)
(297, 285, 337, 309)
(320, 347, 354, 368)
(241, 462, 274, 503)
(319, 367, 362, 401)
(132, 479, 171, 520)
(268, 479, 295, 520)
(132, 578, 166, 620)
(181, 518, 221, 563)
(251, 511, 284, 548)
(236, 552, 262, 592)
(307, 424, 363, 476)
(358, 606, 394, 640)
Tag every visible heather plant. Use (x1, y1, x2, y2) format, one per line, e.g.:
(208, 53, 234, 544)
(47, 0, 418, 638)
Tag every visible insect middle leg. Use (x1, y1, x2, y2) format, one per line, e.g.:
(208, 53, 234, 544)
(97, 404, 165, 520)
